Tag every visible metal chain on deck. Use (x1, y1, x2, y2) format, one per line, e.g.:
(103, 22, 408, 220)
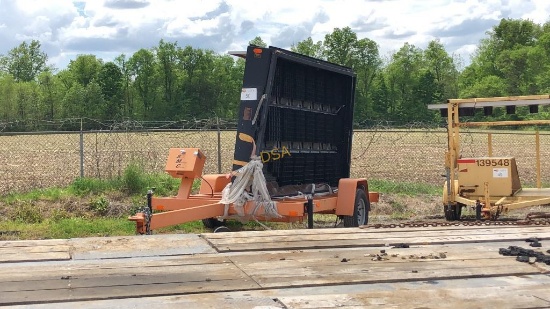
(364, 213, 550, 229)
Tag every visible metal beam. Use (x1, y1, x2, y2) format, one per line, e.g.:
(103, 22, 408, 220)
(428, 95, 550, 110)
(227, 50, 247, 58)
(458, 120, 550, 127)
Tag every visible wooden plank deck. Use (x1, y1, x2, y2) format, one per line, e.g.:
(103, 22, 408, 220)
(0, 225, 549, 308)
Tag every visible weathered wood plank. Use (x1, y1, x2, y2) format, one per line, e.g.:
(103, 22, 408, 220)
(241, 255, 538, 278)
(254, 264, 541, 288)
(70, 234, 216, 260)
(206, 230, 550, 252)
(201, 225, 549, 240)
(1, 226, 548, 307)
(0, 239, 68, 248)
(5, 291, 285, 309)
(203, 226, 550, 245)
(0, 263, 259, 305)
(277, 284, 550, 309)
(0, 245, 70, 255)
(0, 262, 246, 292)
(0, 278, 261, 306)
(8, 275, 550, 309)
(0, 254, 229, 281)
(0, 245, 71, 263)
(0, 251, 71, 263)
(228, 241, 549, 272)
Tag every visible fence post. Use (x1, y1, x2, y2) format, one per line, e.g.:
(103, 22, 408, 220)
(80, 118, 84, 178)
(217, 116, 222, 174)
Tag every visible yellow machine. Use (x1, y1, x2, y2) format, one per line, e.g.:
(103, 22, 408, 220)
(429, 95, 550, 220)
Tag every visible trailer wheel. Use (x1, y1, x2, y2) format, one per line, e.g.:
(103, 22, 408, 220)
(343, 188, 369, 227)
(213, 226, 231, 233)
(202, 218, 225, 229)
(456, 203, 463, 219)
(444, 203, 463, 221)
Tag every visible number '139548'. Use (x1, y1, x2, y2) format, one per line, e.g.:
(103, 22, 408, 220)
(476, 159, 509, 167)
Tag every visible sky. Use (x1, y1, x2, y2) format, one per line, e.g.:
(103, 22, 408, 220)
(0, 0, 549, 70)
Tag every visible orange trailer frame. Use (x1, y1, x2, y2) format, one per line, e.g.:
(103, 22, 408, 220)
(128, 148, 379, 234)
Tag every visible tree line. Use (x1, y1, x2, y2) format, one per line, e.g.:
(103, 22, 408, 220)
(1, 18, 549, 130)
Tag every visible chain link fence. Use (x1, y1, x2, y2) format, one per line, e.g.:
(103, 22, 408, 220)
(1, 118, 549, 195)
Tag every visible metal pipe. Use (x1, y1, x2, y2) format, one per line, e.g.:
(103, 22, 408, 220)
(217, 117, 222, 174)
(146, 189, 154, 235)
(536, 131, 541, 189)
(307, 198, 313, 229)
(448, 103, 458, 205)
(459, 120, 550, 127)
(80, 118, 84, 178)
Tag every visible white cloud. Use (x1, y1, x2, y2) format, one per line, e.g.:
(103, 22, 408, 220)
(0, 0, 548, 70)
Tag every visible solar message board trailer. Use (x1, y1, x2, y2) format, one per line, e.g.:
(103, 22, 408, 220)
(129, 46, 379, 234)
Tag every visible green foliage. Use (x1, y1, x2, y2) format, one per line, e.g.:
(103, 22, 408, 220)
(156, 221, 206, 234)
(49, 208, 71, 223)
(4, 40, 48, 82)
(153, 173, 183, 196)
(68, 54, 103, 86)
(98, 62, 124, 118)
(122, 162, 148, 195)
(11, 202, 44, 224)
(70, 177, 116, 196)
(89, 195, 110, 215)
(129, 195, 146, 215)
(323, 26, 358, 67)
(290, 37, 324, 59)
(460, 18, 550, 104)
(46, 218, 136, 239)
(122, 161, 180, 196)
(128, 48, 158, 118)
(368, 179, 440, 196)
(2, 19, 550, 126)
(1, 187, 67, 204)
(248, 36, 267, 47)
(68, 165, 179, 198)
(0, 176, 441, 239)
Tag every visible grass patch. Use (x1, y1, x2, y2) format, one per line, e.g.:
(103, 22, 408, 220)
(0, 217, 137, 240)
(121, 161, 182, 196)
(368, 179, 440, 196)
(155, 221, 207, 234)
(0, 172, 442, 240)
(67, 163, 181, 198)
(48, 218, 137, 238)
(70, 177, 119, 196)
(1, 187, 69, 203)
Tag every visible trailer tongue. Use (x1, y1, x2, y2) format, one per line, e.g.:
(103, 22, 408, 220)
(129, 45, 379, 234)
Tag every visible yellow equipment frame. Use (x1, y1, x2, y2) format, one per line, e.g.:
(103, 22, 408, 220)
(429, 95, 550, 219)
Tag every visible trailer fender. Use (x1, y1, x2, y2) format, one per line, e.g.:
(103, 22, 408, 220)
(336, 178, 375, 216)
(199, 174, 231, 195)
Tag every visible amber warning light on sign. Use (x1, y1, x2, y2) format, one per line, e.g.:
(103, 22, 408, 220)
(253, 48, 262, 58)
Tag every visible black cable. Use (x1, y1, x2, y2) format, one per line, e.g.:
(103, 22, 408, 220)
(200, 176, 214, 197)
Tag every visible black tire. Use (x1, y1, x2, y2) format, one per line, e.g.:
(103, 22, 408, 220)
(456, 203, 463, 220)
(213, 226, 231, 233)
(444, 204, 463, 221)
(202, 218, 225, 229)
(343, 188, 370, 227)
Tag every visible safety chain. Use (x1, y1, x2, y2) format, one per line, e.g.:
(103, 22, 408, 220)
(142, 206, 152, 235)
(364, 213, 550, 229)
